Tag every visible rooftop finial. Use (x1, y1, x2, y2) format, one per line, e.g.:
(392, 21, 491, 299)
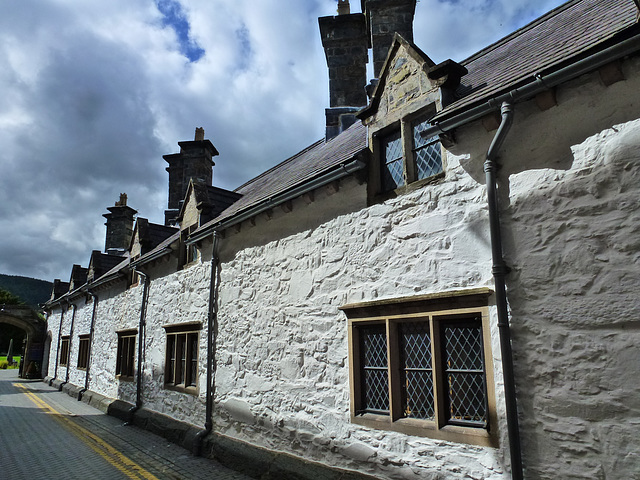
(337, 0, 350, 15)
(195, 127, 205, 141)
(116, 193, 127, 207)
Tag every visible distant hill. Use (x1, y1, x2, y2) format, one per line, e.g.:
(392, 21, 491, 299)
(0, 274, 52, 308)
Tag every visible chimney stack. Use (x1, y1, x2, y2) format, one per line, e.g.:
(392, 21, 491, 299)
(363, 0, 417, 78)
(103, 194, 136, 256)
(164, 127, 219, 226)
(319, 7, 368, 141)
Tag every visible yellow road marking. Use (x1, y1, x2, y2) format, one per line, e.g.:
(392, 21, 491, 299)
(15, 383, 160, 480)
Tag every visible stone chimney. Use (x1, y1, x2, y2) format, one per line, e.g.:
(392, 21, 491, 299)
(164, 127, 219, 226)
(319, 3, 368, 141)
(103, 193, 137, 256)
(363, 0, 417, 78)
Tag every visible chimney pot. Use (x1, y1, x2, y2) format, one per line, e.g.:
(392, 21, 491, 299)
(337, 0, 350, 15)
(195, 127, 205, 141)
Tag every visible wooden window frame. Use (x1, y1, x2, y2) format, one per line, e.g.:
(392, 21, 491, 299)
(341, 289, 498, 447)
(163, 323, 201, 394)
(115, 330, 137, 381)
(77, 334, 90, 370)
(59, 336, 70, 367)
(370, 106, 445, 200)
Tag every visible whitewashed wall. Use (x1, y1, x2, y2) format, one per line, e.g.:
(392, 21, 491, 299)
(213, 168, 507, 480)
(44, 57, 640, 480)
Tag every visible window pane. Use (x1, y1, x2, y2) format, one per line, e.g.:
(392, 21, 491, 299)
(177, 334, 186, 385)
(381, 131, 405, 191)
(412, 116, 442, 180)
(400, 322, 434, 420)
(360, 325, 389, 414)
(188, 333, 198, 387)
(127, 337, 136, 377)
(442, 320, 487, 427)
(166, 335, 175, 384)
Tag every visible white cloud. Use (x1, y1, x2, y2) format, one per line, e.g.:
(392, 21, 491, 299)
(0, 0, 565, 282)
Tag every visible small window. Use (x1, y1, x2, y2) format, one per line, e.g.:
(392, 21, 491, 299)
(374, 111, 443, 196)
(59, 336, 70, 366)
(342, 290, 497, 447)
(77, 335, 90, 370)
(380, 129, 405, 191)
(116, 331, 137, 380)
(164, 324, 200, 394)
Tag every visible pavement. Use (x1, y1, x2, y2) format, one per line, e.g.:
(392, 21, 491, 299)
(0, 369, 254, 480)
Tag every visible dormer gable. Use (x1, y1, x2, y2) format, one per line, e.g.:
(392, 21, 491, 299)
(359, 35, 451, 199)
(129, 217, 178, 260)
(68, 264, 88, 292)
(359, 33, 439, 127)
(87, 250, 124, 283)
(177, 179, 242, 231)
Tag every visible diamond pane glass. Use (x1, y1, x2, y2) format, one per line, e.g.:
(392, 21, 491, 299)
(360, 325, 389, 413)
(413, 116, 442, 180)
(442, 321, 487, 426)
(381, 131, 405, 191)
(400, 322, 434, 420)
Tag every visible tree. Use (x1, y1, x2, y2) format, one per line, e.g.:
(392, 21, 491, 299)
(0, 288, 24, 305)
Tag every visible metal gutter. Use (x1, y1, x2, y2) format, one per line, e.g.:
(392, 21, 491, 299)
(79, 290, 99, 401)
(188, 158, 367, 245)
(423, 32, 640, 139)
(125, 268, 150, 425)
(52, 302, 67, 384)
(64, 303, 78, 385)
(484, 102, 522, 480)
(130, 247, 174, 269)
(193, 231, 220, 456)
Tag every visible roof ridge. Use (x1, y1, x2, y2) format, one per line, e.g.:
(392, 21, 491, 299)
(461, 0, 583, 65)
(234, 138, 325, 192)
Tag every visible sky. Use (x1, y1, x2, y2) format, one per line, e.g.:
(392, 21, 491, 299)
(0, 0, 567, 283)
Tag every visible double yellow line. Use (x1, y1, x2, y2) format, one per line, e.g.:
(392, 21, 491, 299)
(15, 383, 159, 480)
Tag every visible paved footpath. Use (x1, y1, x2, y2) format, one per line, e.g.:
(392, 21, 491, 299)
(0, 369, 253, 480)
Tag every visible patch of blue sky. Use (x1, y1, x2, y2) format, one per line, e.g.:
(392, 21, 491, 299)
(156, 0, 205, 62)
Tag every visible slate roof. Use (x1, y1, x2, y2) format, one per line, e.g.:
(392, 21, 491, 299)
(434, 0, 639, 120)
(197, 120, 368, 229)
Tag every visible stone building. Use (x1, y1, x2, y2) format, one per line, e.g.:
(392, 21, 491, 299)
(44, 0, 640, 478)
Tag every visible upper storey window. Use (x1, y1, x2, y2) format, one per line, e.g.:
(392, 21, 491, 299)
(375, 110, 444, 196)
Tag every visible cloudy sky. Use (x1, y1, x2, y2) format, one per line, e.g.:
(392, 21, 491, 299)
(0, 0, 566, 282)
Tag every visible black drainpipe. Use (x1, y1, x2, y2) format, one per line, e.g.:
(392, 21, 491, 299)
(484, 101, 523, 480)
(126, 269, 150, 425)
(193, 231, 220, 456)
(64, 303, 78, 386)
(79, 291, 99, 401)
(52, 302, 67, 385)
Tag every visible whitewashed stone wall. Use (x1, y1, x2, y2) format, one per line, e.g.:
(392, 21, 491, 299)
(503, 119, 640, 480)
(140, 259, 210, 425)
(43, 57, 640, 480)
(213, 168, 508, 480)
(66, 298, 93, 387)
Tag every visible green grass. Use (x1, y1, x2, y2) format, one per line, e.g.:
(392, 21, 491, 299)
(0, 356, 20, 369)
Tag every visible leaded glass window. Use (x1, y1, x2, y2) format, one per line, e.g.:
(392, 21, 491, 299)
(442, 319, 487, 427)
(412, 115, 443, 180)
(400, 322, 435, 420)
(381, 130, 405, 191)
(360, 325, 389, 414)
